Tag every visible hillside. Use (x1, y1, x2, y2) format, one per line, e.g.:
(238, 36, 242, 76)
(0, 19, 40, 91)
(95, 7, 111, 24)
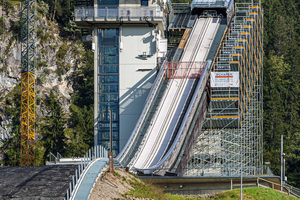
(90, 168, 297, 200)
(0, 0, 94, 166)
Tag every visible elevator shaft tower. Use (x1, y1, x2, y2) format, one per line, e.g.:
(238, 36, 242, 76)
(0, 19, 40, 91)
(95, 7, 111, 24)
(20, 0, 36, 166)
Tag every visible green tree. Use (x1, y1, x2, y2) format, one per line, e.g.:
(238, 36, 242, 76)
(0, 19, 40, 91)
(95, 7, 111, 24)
(67, 49, 94, 157)
(0, 85, 21, 166)
(40, 90, 67, 162)
(262, 0, 300, 187)
(67, 105, 94, 157)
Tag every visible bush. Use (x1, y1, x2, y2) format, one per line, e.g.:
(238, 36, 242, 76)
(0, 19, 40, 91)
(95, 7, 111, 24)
(56, 44, 68, 60)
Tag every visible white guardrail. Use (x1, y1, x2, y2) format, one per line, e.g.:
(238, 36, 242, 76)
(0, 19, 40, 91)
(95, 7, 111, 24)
(75, 6, 164, 19)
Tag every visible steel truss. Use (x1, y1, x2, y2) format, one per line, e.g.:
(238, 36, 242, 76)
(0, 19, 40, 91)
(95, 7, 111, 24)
(185, 2, 263, 177)
(20, 0, 36, 166)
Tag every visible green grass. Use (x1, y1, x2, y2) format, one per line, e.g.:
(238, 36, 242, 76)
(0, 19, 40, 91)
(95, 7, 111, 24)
(212, 187, 298, 200)
(126, 184, 298, 200)
(124, 178, 168, 200)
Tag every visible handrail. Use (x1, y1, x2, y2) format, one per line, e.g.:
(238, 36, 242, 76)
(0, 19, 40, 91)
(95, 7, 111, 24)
(64, 145, 109, 200)
(49, 152, 57, 163)
(117, 60, 167, 166)
(257, 177, 300, 198)
(283, 182, 300, 198)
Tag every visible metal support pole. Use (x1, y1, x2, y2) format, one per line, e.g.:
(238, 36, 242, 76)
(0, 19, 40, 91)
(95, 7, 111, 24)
(89, 149, 91, 162)
(83, 156, 85, 168)
(72, 176, 75, 191)
(92, 147, 94, 160)
(96, 145, 98, 158)
(231, 179, 233, 190)
(109, 109, 114, 173)
(75, 169, 78, 183)
(69, 182, 72, 195)
(67, 189, 69, 200)
(281, 135, 283, 191)
(283, 156, 285, 184)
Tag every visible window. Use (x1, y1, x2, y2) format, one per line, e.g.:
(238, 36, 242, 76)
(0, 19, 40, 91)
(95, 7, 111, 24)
(98, 0, 119, 6)
(141, 0, 148, 6)
(98, 28, 120, 155)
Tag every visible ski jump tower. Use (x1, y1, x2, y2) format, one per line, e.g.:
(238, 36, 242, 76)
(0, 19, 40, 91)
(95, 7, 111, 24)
(75, 0, 264, 177)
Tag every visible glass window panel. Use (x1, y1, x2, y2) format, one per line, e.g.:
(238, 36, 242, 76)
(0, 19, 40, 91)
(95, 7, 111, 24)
(99, 126, 119, 132)
(100, 122, 119, 128)
(112, 141, 119, 149)
(101, 132, 119, 140)
(112, 150, 118, 157)
(103, 47, 118, 55)
(103, 29, 119, 37)
(141, 0, 148, 6)
(103, 65, 118, 73)
(101, 141, 110, 149)
(99, 104, 119, 121)
(99, 65, 118, 74)
(100, 75, 118, 83)
(98, 0, 119, 6)
(103, 56, 118, 64)
(113, 132, 119, 140)
(99, 112, 119, 121)
(100, 84, 118, 93)
(100, 94, 118, 102)
(101, 37, 118, 46)
(102, 132, 110, 140)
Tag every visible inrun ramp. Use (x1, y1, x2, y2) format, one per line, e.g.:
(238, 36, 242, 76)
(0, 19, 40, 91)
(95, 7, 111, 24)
(117, 16, 225, 175)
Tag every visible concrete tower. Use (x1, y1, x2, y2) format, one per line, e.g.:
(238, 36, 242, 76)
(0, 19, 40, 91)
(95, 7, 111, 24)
(75, 0, 167, 155)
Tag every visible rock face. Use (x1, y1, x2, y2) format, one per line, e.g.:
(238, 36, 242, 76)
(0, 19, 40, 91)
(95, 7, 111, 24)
(0, 165, 78, 199)
(0, 5, 83, 141)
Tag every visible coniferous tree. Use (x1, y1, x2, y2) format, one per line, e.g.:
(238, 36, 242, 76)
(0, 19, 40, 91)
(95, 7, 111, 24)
(40, 90, 67, 161)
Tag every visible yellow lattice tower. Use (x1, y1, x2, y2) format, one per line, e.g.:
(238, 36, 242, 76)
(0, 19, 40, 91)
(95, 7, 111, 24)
(20, 0, 36, 166)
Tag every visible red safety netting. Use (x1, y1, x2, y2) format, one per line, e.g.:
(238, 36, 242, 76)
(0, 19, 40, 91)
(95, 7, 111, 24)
(164, 61, 206, 79)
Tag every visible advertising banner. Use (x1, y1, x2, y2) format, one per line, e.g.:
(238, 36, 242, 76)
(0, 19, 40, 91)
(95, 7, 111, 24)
(211, 72, 239, 87)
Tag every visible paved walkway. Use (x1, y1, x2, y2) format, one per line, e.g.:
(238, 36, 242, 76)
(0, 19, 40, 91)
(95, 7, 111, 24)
(74, 158, 109, 200)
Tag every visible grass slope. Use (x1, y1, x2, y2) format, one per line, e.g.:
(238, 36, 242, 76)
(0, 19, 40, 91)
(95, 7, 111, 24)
(212, 187, 297, 200)
(126, 182, 297, 200)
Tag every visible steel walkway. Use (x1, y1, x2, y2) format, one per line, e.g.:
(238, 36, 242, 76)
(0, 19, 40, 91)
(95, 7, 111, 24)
(72, 158, 109, 200)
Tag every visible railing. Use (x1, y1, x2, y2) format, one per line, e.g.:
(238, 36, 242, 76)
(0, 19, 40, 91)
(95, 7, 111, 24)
(165, 61, 206, 79)
(191, 0, 232, 8)
(49, 152, 58, 163)
(63, 145, 109, 200)
(284, 182, 300, 198)
(257, 177, 300, 197)
(75, 6, 94, 19)
(75, 6, 164, 20)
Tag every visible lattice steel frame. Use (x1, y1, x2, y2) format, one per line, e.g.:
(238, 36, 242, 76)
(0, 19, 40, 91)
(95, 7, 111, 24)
(185, 2, 263, 177)
(20, 0, 36, 166)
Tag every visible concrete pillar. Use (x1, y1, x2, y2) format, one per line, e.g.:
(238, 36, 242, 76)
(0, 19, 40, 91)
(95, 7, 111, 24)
(94, 0, 98, 19)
